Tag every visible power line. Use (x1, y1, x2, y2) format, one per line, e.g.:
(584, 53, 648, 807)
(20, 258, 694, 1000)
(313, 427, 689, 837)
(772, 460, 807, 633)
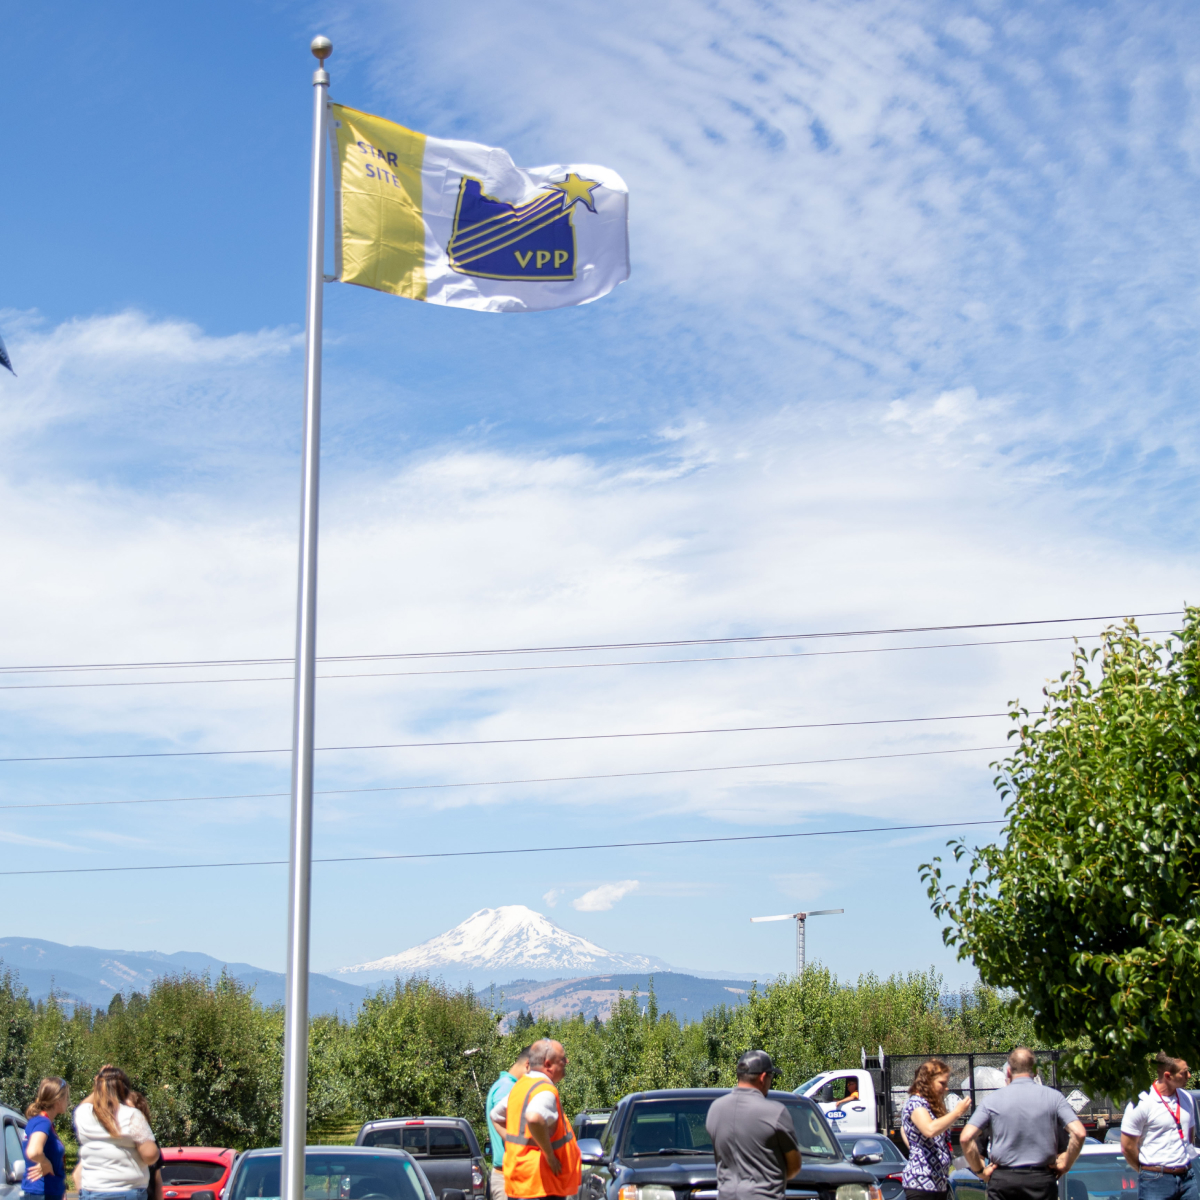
(0, 710, 1011, 764)
(0, 629, 1176, 692)
(0, 610, 1178, 676)
(0, 817, 1007, 877)
(0, 744, 1009, 812)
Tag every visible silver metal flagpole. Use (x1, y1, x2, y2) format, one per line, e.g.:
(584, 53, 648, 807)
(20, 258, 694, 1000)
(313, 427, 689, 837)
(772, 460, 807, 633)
(281, 34, 331, 1200)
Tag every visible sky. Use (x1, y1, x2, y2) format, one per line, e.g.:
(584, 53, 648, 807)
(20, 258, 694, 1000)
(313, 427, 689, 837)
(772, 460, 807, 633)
(3, 0, 1199, 993)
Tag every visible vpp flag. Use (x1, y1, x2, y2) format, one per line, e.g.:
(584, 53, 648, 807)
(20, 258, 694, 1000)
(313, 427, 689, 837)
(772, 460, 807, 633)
(329, 104, 629, 313)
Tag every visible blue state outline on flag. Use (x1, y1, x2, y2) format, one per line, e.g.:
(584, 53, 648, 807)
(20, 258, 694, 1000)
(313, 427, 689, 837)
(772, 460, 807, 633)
(447, 176, 580, 282)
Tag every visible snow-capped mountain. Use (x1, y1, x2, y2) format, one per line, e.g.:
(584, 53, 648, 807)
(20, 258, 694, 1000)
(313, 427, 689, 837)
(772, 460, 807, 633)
(332, 905, 673, 986)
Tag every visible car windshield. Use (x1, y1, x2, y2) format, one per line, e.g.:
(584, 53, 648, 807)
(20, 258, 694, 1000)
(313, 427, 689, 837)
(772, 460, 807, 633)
(1068, 1151, 1136, 1191)
(795, 1077, 827, 1096)
(619, 1098, 838, 1160)
(229, 1153, 428, 1200)
(161, 1163, 228, 1186)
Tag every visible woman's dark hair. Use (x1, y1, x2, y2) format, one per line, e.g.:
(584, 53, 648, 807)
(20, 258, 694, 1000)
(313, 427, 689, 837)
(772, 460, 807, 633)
(909, 1058, 951, 1119)
(92, 1066, 134, 1137)
(25, 1077, 68, 1119)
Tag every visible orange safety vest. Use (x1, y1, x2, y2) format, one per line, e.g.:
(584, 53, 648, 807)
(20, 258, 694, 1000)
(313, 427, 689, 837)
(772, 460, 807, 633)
(502, 1073, 582, 1198)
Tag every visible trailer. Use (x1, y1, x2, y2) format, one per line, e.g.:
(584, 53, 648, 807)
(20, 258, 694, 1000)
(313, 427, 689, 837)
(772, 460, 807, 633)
(794, 1048, 1119, 1149)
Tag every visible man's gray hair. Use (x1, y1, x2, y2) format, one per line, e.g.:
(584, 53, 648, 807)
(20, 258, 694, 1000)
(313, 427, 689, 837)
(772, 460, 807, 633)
(1008, 1047, 1037, 1076)
(527, 1039, 558, 1070)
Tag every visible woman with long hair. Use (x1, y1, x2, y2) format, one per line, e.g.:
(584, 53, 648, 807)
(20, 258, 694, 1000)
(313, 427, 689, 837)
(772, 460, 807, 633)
(900, 1059, 972, 1200)
(22, 1078, 69, 1200)
(73, 1066, 159, 1200)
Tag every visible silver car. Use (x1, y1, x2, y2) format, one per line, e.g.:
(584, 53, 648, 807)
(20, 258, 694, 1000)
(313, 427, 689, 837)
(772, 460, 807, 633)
(0, 1104, 28, 1200)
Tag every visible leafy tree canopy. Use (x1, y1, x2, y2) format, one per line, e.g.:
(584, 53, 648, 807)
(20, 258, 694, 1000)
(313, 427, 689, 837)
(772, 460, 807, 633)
(923, 611, 1200, 1097)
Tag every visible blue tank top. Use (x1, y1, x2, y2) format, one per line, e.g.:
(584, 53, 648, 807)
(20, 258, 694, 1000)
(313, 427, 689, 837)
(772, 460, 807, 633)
(22, 1115, 66, 1198)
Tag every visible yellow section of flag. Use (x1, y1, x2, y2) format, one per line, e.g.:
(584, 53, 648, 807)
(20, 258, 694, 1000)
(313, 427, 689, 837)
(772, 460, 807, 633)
(331, 104, 428, 300)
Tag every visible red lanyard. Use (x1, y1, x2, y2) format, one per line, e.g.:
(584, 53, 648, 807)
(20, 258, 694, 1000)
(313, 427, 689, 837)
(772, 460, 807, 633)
(1154, 1085, 1185, 1141)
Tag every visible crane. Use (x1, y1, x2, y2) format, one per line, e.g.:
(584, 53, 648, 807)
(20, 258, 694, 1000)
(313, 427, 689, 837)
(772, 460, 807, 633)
(750, 908, 844, 976)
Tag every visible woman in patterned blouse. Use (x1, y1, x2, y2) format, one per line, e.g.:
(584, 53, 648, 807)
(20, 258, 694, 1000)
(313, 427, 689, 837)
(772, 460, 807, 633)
(901, 1059, 973, 1200)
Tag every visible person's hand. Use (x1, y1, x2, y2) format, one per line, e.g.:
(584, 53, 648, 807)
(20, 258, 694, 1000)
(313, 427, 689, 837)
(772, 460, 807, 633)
(546, 1153, 563, 1175)
(25, 1163, 43, 1183)
(980, 1164, 996, 1182)
(954, 1097, 973, 1120)
(1053, 1153, 1071, 1177)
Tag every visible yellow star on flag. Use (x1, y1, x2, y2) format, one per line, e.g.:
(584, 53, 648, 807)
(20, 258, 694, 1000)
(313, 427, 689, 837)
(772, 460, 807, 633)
(551, 173, 601, 212)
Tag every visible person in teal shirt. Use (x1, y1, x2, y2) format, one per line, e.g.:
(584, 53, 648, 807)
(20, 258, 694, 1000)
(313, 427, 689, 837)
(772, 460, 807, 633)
(486, 1047, 530, 1200)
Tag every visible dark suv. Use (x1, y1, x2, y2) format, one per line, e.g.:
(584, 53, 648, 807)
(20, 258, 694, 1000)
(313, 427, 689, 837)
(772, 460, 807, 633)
(578, 1089, 880, 1200)
(355, 1117, 486, 1200)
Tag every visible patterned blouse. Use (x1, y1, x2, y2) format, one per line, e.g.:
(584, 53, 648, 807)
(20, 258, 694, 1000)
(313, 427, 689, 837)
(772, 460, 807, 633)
(901, 1094, 953, 1193)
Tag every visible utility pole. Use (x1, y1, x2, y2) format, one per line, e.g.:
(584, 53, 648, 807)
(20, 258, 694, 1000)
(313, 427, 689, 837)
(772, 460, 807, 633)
(751, 909, 844, 975)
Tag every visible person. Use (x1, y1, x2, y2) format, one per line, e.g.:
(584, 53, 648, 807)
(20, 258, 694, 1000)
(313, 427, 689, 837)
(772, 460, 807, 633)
(73, 1066, 159, 1200)
(705, 1050, 801, 1200)
(23, 1078, 70, 1200)
(833, 1080, 861, 1111)
(900, 1059, 972, 1200)
(487, 1047, 531, 1200)
(1120, 1053, 1197, 1200)
(959, 1048, 1085, 1200)
(490, 1039, 580, 1200)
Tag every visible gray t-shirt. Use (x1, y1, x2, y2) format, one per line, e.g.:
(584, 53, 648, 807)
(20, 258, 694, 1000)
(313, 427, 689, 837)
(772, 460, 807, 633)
(706, 1088, 799, 1200)
(968, 1077, 1080, 1169)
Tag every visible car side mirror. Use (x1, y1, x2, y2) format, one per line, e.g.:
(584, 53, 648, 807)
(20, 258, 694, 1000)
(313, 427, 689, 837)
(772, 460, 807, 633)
(442, 1189, 467, 1200)
(6, 1161, 25, 1186)
(577, 1139, 606, 1165)
(851, 1140, 885, 1165)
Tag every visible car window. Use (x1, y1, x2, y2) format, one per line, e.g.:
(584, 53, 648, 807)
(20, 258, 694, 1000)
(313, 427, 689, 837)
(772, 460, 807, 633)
(230, 1153, 428, 1200)
(161, 1164, 229, 1186)
(427, 1129, 470, 1158)
(795, 1077, 827, 1096)
(600, 1113, 619, 1154)
(363, 1130, 428, 1154)
(781, 1103, 839, 1159)
(1067, 1151, 1136, 1190)
(4, 1123, 25, 1175)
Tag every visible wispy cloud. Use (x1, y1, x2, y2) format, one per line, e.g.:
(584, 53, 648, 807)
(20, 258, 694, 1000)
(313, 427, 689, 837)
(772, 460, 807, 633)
(573, 880, 640, 912)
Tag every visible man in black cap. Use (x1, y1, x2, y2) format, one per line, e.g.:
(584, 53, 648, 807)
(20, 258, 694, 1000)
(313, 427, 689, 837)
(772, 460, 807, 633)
(705, 1050, 801, 1200)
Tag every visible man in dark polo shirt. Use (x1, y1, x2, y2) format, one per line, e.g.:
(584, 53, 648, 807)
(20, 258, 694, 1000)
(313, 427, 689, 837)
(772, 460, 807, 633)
(706, 1050, 801, 1200)
(960, 1047, 1086, 1200)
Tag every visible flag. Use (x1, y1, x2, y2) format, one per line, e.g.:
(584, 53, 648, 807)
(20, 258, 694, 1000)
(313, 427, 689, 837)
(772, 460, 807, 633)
(329, 104, 629, 313)
(0, 332, 14, 376)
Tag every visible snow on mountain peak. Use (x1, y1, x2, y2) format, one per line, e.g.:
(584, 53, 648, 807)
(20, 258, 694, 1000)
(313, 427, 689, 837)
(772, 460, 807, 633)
(336, 904, 667, 977)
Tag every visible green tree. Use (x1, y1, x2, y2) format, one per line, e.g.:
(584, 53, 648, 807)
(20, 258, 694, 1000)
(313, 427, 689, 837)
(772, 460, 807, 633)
(923, 612, 1200, 1096)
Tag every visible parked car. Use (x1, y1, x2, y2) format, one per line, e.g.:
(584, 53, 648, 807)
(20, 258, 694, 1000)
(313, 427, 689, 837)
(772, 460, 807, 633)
(159, 1147, 237, 1200)
(573, 1112, 612, 1144)
(949, 1142, 1137, 1200)
(577, 1088, 881, 1200)
(224, 1146, 439, 1200)
(355, 1117, 486, 1200)
(0, 1104, 27, 1200)
(835, 1134, 906, 1200)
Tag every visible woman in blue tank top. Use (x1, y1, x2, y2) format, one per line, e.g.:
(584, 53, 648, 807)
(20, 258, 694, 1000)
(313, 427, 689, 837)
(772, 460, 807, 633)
(22, 1077, 70, 1200)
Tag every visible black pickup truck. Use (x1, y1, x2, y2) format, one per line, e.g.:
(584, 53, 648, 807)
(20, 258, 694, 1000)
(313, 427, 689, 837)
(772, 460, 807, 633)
(356, 1117, 487, 1200)
(578, 1089, 881, 1200)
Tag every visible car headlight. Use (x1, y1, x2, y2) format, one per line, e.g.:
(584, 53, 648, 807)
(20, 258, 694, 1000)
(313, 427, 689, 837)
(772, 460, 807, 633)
(836, 1185, 875, 1200)
(618, 1187, 676, 1200)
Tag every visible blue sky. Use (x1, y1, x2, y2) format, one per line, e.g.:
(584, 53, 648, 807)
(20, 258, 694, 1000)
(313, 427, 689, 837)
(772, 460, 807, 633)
(2, 0, 1199, 991)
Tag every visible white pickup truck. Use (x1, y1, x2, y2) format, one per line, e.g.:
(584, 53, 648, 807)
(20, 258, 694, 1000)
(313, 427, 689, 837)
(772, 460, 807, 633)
(793, 1049, 1108, 1142)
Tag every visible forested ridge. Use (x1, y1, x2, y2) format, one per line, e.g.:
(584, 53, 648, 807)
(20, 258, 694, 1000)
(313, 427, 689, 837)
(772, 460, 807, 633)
(0, 965, 1040, 1154)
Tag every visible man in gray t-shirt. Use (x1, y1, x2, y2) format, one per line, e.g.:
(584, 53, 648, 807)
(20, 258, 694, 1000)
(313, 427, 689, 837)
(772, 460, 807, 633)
(960, 1048, 1086, 1200)
(706, 1050, 801, 1200)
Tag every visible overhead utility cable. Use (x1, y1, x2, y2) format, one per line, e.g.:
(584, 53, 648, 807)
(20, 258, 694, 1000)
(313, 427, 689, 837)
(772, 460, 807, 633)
(0, 817, 1007, 877)
(0, 710, 1012, 764)
(0, 629, 1175, 692)
(0, 743, 1008, 812)
(0, 610, 1178, 676)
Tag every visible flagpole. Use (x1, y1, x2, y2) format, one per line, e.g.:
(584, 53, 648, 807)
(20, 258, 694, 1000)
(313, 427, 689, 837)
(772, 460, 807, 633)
(281, 34, 331, 1200)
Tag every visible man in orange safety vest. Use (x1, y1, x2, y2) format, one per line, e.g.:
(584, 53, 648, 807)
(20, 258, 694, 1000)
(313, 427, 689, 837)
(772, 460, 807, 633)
(489, 1038, 582, 1200)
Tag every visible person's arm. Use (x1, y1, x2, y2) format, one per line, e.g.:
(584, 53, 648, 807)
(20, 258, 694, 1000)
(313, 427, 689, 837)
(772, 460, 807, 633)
(1053, 1120, 1085, 1176)
(490, 1096, 510, 1152)
(525, 1111, 561, 1174)
(910, 1097, 973, 1140)
(784, 1150, 801, 1179)
(1121, 1134, 1141, 1173)
(960, 1124, 994, 1181)
(72, 1163, 83, 1192)
(24, 1130, 50, 1182)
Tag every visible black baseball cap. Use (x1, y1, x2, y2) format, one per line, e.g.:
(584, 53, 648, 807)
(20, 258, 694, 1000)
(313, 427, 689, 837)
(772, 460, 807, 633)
(736, 1050, 781, 1079)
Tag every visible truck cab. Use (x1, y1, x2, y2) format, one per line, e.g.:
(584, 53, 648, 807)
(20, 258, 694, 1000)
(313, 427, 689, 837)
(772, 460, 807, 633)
(796, 1070, 878, 1134)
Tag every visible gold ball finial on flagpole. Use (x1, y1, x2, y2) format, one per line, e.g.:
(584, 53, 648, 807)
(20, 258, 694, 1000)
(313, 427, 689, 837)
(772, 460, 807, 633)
(311, 36, 332, 61)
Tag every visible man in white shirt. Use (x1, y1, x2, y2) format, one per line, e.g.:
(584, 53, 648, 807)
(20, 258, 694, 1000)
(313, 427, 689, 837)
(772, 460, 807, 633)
(1121, 1053, 1197, 1200)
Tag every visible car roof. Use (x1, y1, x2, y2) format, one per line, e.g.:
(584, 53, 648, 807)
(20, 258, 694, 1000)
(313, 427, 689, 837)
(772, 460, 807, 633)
(362, 1117, 469, 1126)
(0, 1105, 24, 1123)
(239, 1146, 415, 1158)
(618, 1089, 813, 1102)
(161, 1148, 236, 1159)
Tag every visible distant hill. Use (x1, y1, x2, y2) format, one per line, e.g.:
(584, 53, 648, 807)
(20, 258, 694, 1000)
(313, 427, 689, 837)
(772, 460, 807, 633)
(491, 972, 756, 1025)
(0, 936, 368, 1018)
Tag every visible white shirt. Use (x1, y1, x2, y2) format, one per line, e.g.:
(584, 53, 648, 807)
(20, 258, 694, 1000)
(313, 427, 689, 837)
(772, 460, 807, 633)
(74, 1102, 155, 1190)
(490, 1071, 561, 1128)
(1121, 1087, 1196, 1168)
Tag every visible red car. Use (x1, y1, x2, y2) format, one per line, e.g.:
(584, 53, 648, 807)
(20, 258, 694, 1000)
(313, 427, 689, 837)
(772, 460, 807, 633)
(158, 1148, 236, 1200)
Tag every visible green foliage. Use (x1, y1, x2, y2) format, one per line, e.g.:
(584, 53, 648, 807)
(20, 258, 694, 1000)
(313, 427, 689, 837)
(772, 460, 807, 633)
(922, 611, 1200, 1097)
